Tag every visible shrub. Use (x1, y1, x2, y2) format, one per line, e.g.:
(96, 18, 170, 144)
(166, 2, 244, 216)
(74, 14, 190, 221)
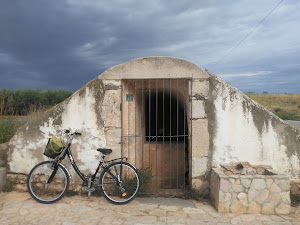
(138, 167, 153, 194)
(275, 113, 298, 121)
(291, 194, 300, 207)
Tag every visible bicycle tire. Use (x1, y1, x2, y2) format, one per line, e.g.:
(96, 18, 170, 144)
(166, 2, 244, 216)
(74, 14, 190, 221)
(100, 162, 140, 204)
(27, 161, 69, 204)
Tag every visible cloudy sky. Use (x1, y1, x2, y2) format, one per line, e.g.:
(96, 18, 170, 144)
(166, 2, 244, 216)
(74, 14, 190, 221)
(0, 0, 299, 93)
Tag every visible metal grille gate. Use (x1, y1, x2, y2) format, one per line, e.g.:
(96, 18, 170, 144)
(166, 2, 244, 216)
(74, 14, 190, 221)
(121, 79, 192, 195)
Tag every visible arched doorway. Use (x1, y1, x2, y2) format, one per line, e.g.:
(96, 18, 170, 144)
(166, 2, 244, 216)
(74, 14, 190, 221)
(121, 79, 192, 194)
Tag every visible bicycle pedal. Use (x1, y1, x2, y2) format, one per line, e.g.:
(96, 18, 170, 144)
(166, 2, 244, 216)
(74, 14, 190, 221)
(84, 186, 95, 192)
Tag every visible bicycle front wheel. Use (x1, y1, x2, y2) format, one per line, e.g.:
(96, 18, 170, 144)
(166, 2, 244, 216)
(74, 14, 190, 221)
(100, 162, 140, 204)
(27, 161, 69, 204)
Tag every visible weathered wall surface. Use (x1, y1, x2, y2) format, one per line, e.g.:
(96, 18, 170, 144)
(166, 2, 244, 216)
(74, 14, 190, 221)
(6, 56, 300, 194)
(7, 78, 118, 176)
(207, 73, 300, 180)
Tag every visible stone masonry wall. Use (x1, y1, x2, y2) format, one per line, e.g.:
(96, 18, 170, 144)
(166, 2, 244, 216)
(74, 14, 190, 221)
(210, 169, 291, 215)
(6, 173, 87, 194)
(190, 78, 210, 196)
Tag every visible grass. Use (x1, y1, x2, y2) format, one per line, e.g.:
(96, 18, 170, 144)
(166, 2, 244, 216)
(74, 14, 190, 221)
(0, 89, 73, 144)
(0, 89, 73, 116)
(246, 93, 300, 121)
(0, 118, 17, 144)
(138, 166, 153, 194)
(2, 178, 15, 192)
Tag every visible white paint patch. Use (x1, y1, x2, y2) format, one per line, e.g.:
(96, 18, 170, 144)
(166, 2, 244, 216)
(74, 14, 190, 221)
(211, 82, 296, 177)
(9, 85, 107, 174)
(212, 83, 262, 166)
(9, 114, 65, 173)
(261, 121, 280, 167)
(101, 90, 121, 127)
(39, 117, 61, 138)
(289, 153, 300, 179)
(9, 132, 40, 174)
(60, 87, 106, 172)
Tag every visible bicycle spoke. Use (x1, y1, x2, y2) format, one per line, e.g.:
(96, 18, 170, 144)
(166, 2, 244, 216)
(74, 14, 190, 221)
(27, 161, 69, 204)
(101, 163, 139, 204)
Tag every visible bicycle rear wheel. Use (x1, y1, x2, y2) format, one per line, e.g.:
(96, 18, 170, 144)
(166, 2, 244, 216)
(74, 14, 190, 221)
(27, 161, 69, 204)
(100, 162, 140, 204)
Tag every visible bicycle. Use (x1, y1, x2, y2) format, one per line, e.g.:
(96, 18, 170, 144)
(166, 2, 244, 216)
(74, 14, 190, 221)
(27, 130, 140, 204)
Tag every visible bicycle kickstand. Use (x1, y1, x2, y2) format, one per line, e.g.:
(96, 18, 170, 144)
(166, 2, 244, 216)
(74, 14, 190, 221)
(87, 176, 92, 197)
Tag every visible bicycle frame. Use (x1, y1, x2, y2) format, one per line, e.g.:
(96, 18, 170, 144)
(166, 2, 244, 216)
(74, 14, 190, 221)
(54, 143, 128, 186)
(28, 130, 140, 205)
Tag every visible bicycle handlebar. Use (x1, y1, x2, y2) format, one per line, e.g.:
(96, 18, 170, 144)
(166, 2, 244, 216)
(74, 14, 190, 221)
(64, 130, 82, 136)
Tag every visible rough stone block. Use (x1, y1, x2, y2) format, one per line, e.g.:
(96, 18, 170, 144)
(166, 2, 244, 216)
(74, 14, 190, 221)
(105, 128, 121, 147)
(101, 90, 121, 127)
(192, 119, 209, 157)
(276, 179, 290, 192)
(254, 189, 269, 204)
(275, 202, 291, 214)
(220, 179, 231, 192)
(248, 201, 261, 214)
(102, 79, 121, 89)
(191, 100, 206, 119)
(0, 167, 7, 190)
(232, 184, 244, 193)
(241, 178, 251, 188)
(14, 184, 27, 192)
(219, 190, 231, 202)
(250, 179, 266, 190)
(247, 189, 259, 202)
(262, 203, 275, 215)
(280, 191, 291, 204)
(230, 199, 246, 214)
(266, 179, 273, 187)
(269, 193, 281, 205)
(237, 193, 248, 206)
(270, 183, 281, 193)
(192, 79, 209, 98)
(192, 157, 208, 177)
(218, 201, 230, 213)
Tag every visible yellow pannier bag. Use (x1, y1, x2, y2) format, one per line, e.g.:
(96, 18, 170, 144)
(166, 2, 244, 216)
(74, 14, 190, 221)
(47, 136, 65, 153)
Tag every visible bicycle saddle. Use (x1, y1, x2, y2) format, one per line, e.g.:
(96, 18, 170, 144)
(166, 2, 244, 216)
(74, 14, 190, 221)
(97, 148, 112, 155)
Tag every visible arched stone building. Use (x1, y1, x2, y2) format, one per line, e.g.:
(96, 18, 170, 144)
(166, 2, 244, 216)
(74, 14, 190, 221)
(7, 57, 300, 195)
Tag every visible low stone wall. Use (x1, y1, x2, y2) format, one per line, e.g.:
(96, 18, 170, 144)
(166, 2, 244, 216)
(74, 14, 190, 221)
(6, 173, 86, 193)
(210, 168, 291, 214)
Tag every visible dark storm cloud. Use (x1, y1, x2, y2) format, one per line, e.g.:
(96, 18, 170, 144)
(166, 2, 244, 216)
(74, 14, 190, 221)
(0, 0, 299, 93)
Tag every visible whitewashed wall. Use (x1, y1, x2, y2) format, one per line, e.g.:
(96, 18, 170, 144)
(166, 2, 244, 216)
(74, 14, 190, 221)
(209, 74, 300, 180)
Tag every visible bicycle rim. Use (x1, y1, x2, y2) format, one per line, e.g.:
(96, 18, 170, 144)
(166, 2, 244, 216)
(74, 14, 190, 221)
(101, 163, 139, 204)
(28, 162, 69, 203)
